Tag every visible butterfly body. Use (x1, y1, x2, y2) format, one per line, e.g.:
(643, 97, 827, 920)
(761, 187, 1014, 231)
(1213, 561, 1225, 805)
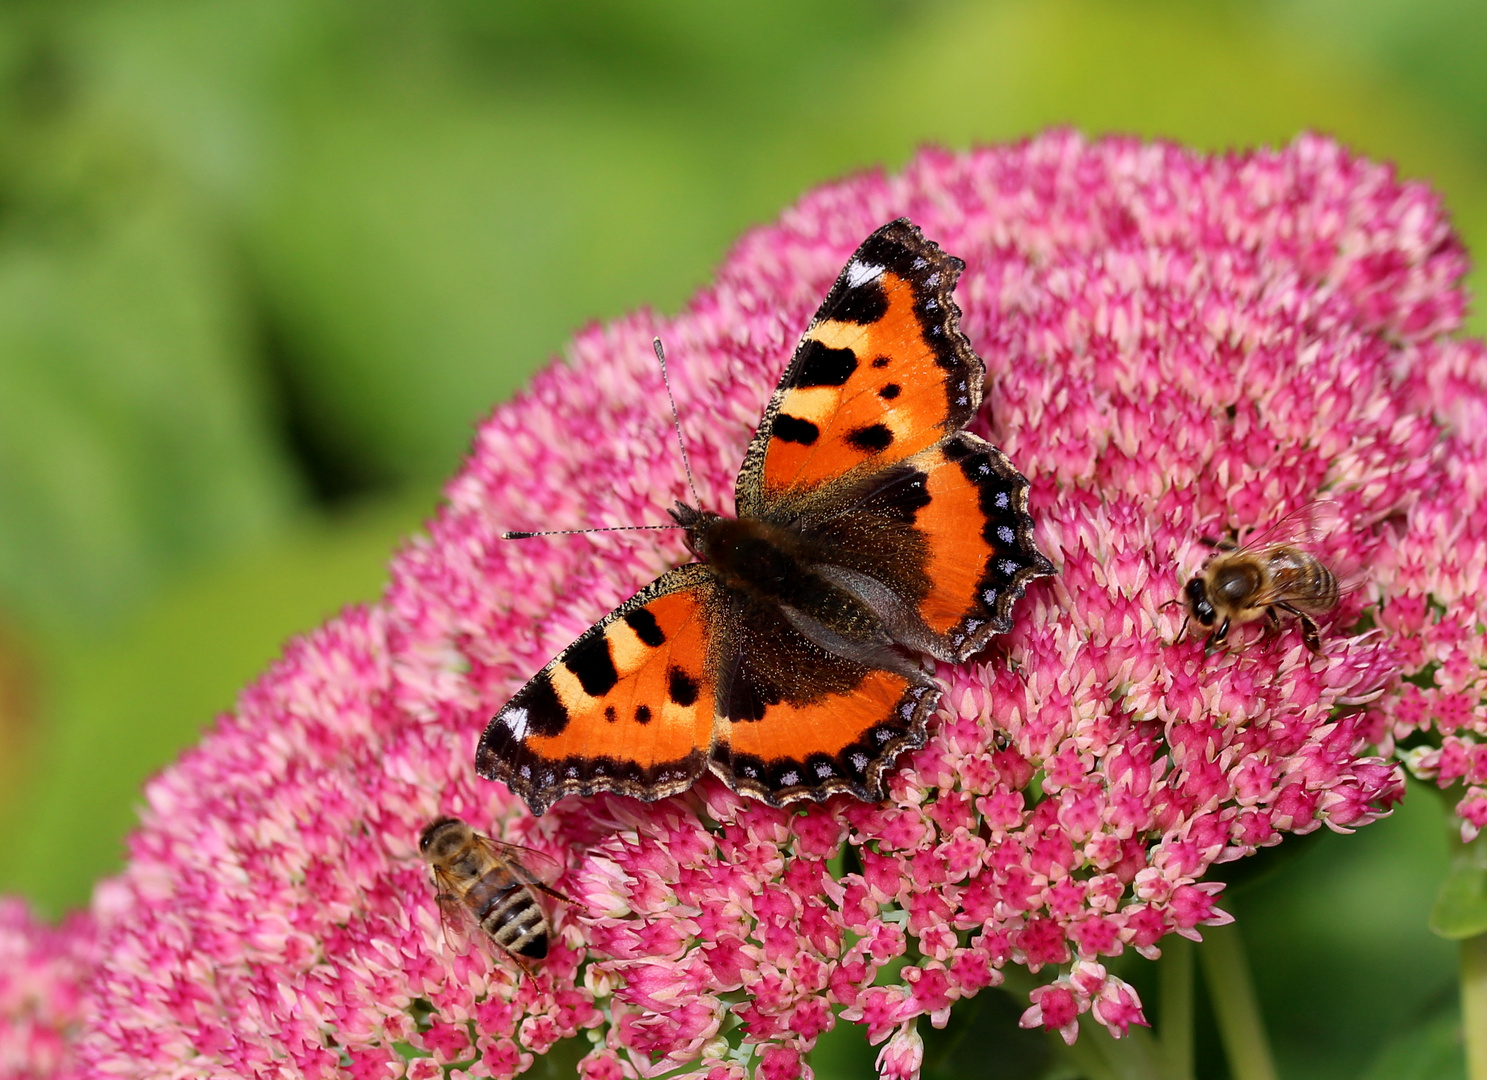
(676, 505, 911, 658)
(479, 220, 1054, 815)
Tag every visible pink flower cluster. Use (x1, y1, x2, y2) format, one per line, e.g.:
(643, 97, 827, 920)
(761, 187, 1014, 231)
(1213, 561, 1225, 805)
(1377, 331, 1487, 836)
(0, 900, 94, 1080)
(4, 131, 1485, 1080)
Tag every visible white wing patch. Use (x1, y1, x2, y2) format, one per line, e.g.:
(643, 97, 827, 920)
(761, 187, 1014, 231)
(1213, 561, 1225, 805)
(503, 707, 530, 742)
(845, 260, 885, 289)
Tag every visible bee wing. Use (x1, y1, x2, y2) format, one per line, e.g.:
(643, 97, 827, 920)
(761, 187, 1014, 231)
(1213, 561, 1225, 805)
(1244, 500, 1375, 601)
(1234, 499, 1341, 553)
(469, 834, 567, 890)
(1241, 579, 1340, 611)
(428, 866, 483, 958)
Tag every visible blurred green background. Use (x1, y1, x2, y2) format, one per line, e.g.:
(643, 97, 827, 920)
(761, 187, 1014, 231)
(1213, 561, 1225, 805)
(0, 1, 1482, 1077)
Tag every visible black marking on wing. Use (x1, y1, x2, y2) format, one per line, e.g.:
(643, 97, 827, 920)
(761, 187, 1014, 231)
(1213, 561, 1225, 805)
(826, 277, 890, 325)
(791, 341, 858, 388)
(564, 635, 618, 696)
(773, 415, 820, 445)
(668, 667, 699, 706)
(846, 423, 894, 453)
(624, 608, 666, 647)
(522, 679, 569, 737)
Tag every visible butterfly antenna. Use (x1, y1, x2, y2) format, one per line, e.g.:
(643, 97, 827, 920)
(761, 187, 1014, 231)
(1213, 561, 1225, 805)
(654, 337, 702, 507)
(500, 338, 701, 542)
(502, 524, 681, 541)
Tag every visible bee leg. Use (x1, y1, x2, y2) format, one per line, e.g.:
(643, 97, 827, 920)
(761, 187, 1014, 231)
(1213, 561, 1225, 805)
(1204, 618, 1230, 657)
(1280, 605, 1324, 655)
(433, 893, 465, 958)
(1261, 608, 1281, 642)
(1159, 598, 1189, 644)
(508, 950, 539, 984)
(532, 881, 577, 905)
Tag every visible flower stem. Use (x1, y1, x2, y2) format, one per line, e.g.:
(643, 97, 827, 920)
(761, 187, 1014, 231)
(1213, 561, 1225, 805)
(1159, 937, 1195, 1080)
(1461, 933, 1487, 1080)
(1198, 922, 1278, 1080)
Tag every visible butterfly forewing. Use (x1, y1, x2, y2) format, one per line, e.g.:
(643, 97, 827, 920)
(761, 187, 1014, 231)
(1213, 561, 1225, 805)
(736, 220, 983, 516)
(477, 564, 720, 816)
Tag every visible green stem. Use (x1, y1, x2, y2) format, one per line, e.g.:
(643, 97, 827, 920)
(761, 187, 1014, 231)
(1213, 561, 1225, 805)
(1462, 933, 1487, 1080)
(1159, 936, 1195, 1080)
(1056, 1018, 1167, 1080)
(1199, 922, 1278, 1080)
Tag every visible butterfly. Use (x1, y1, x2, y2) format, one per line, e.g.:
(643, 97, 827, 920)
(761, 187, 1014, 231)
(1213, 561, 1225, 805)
(477, 219, 1053, 815)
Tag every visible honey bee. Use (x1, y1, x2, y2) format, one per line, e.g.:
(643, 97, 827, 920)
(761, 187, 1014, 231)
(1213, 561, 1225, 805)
(1182, 518, 1341, 656)
(419, 817, 569, 975)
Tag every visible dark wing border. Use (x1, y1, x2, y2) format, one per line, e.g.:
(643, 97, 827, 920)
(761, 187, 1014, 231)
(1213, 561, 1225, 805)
(734, 218, 983, 517)
(927, 432, 1055, 661)
(476, 562, 719, 816)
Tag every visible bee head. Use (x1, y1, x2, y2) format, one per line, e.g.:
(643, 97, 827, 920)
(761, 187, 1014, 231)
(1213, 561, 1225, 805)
(419, 816, 467, 857)
(1184, 576, 1215, 627)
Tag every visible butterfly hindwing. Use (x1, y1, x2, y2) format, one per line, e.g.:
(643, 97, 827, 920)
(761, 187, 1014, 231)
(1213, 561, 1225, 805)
(904, 432, 1054, 660)
(706, 593, 940, 805)
(476, 564, 719, 816)
(736, 219, 981, 515)
(782, 432, 1053, 665)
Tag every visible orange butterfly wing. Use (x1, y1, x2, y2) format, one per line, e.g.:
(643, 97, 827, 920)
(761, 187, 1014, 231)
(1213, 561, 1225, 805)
(901, 433, 1051, 659)
(736, 219, 983, 515)
(742, 219, 1051, 657)
(477, 565, 718, 816)
(703, 220, 1051, 799)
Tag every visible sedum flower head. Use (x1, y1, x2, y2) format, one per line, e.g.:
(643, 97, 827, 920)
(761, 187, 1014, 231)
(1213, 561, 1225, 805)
(5, 131, 1485, 1080)
(0, 899, 95, 1080)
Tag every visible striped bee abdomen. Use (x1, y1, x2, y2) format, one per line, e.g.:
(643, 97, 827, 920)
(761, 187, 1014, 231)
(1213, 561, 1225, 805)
(474, 876, 550, 959)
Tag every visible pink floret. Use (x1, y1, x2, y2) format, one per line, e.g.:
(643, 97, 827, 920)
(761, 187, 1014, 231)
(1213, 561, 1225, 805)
(6, 131, 1485, 1080)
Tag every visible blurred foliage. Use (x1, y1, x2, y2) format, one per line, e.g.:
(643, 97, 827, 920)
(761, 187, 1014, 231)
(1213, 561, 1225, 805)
(0, 492, 431, 911)
(0, 0, 1482, 1076)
